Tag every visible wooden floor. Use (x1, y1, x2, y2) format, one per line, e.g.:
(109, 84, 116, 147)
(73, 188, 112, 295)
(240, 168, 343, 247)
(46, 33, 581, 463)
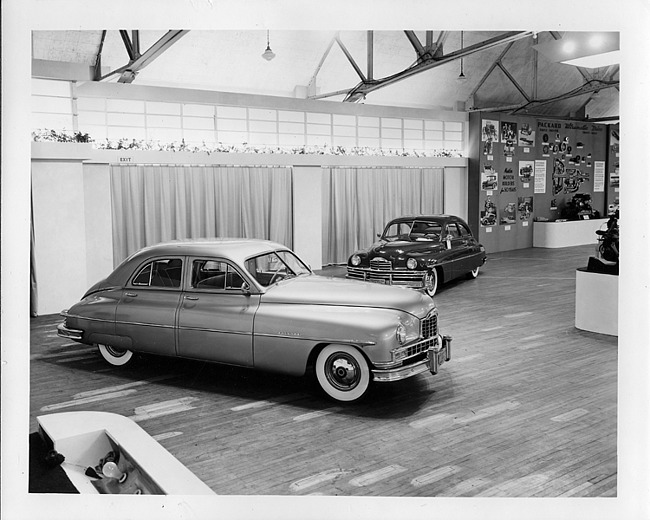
(29, 244, 617, 497)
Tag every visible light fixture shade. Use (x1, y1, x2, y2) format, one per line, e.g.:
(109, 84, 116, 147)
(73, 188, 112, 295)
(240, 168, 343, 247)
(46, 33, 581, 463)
(262, 30, 276, 61)
(533, 32, 619, 69)
(262, 45, 275, 61)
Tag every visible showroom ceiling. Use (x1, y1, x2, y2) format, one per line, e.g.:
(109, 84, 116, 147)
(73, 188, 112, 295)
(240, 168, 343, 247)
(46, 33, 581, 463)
(32, 30, 619, 121)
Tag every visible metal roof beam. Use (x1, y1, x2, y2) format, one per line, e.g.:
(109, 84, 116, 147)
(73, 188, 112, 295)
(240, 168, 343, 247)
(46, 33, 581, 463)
(100, 30, 189, 83)
(335, 34, 367, 83)
(344, 31, 531, 102)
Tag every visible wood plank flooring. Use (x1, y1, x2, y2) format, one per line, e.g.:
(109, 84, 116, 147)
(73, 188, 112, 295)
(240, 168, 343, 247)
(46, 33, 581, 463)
(29, 244, 617, 498)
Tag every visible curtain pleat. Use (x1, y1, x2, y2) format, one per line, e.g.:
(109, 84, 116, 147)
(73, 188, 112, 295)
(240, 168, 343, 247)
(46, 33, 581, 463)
(322, 166, 444, 265)
(110, 164, 293, 265)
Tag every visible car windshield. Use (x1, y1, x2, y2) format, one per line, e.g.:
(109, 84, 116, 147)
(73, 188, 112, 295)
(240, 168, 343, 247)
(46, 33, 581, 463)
(245, 250, 311, 287)
(382, 220, 443, 242)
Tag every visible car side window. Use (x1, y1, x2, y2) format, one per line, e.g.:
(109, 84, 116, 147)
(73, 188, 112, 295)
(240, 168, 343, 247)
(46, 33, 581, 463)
(446, 223, 461, 238)
(132, 258, 183, 288)
(457, 222, 472, 237)
(192, 260, 244, 290)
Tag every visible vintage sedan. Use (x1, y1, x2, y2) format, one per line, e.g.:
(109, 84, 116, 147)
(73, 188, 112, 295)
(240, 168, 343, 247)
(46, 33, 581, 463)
(58, 239, 451, 402)
(347, 215, 486, 297)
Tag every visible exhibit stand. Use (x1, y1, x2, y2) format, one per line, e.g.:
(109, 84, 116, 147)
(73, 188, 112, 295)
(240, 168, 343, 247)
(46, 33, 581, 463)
(575, 267, 618, 336)
(533, 218, 608, 248)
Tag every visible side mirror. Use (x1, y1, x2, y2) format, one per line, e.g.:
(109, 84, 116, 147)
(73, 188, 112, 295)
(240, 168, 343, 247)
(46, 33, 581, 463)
(241, 282, 251, 295)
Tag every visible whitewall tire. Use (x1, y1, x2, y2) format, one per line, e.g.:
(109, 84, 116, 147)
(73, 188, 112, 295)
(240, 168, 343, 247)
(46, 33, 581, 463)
(97, 343, 134, 366)
(424, 269, 439, 297)
(315, 345, 371, 402)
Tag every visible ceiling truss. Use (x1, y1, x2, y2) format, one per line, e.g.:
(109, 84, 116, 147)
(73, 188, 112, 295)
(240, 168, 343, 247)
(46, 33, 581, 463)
(309, 31, 532, 102)
(96, 30, 189, 83)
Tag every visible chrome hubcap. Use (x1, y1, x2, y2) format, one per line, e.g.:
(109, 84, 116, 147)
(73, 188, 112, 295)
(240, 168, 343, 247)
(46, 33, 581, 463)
(325, 354, 360, 391)
(106, 346, 127, 357)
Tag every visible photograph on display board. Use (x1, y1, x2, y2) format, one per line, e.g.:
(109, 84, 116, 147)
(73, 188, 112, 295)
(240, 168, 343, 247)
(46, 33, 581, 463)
(503, 138, 515, 157)
(610, 127, 619, 154)
(553, 157, 590, 196)
(480, 196, 497, 227)
(518, 160, 534, 183)
(481, 119, 499, 142)
(483, 138, 494, 155)
(517, 123, 535, 146)
(501, 121, 517, 142)
(518, 196, 533, 221)
(500, 201, 517, 224)
(481, 164, 498, 191)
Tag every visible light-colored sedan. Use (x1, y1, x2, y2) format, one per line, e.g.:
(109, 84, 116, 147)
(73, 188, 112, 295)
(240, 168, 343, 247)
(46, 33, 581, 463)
(58, 239, 451, 402)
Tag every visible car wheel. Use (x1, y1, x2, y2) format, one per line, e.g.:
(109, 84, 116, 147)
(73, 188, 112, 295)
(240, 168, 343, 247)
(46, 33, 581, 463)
(315, 345, 370, 402)
(424, 269, 438, 297)
(97, 343, 133, 366)
(467, 266, 480, 279)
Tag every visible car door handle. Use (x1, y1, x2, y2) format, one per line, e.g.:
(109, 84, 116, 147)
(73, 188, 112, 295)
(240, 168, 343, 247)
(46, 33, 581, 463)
(125, 292, 138, 297)
(184, 296, 199, 301)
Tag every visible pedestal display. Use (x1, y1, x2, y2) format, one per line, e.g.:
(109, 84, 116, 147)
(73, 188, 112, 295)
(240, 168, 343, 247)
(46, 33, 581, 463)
(575, 268, 618, 336)
(533, 218, 608, 248)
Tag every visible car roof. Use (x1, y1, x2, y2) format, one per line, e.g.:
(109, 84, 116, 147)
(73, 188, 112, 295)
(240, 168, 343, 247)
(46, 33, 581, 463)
(386, 215, 461, 224)
(104, 238, 289, 286)
(133, 238, 287, 260)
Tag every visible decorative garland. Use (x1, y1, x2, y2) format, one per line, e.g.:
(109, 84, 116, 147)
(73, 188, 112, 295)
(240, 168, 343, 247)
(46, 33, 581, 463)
(32, 129, 463, 158)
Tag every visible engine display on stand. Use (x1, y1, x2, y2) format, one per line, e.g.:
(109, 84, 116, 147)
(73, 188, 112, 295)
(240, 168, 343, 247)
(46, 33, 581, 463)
(586, 204, 619, 275)
(561, 193, 599, 221)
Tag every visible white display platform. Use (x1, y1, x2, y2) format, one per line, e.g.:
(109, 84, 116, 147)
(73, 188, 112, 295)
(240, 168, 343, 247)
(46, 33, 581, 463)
(37, 411, 216, 495)
(575, 268, 618, 336)
(533, 218, 608, 248)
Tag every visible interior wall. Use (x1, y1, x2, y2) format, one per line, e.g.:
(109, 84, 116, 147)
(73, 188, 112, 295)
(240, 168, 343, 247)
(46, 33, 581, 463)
(292, 166, 323, 270)
(32, 160, 89, 315)
(468, 112, 610, 254)
(32, 144, 467, 315)
(443, 167, 468, 224)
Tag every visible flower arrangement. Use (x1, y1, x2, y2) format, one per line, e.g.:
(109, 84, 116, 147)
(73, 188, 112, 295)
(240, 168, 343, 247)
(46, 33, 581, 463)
(32, 129, 463, 158)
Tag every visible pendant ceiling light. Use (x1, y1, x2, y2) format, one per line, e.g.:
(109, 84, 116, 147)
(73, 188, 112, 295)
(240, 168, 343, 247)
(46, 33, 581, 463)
(262, 30, 276, 61)
(458, 31, 467, 80)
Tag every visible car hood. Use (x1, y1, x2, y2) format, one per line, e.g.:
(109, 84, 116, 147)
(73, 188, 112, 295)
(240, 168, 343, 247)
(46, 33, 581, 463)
(261, 275, 434, 317)
(367, 239, 446, 258)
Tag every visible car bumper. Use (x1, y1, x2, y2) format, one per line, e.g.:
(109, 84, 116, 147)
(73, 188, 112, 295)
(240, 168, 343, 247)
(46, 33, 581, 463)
(57, 322, 84, 341)
(347, 267, 426, 289)
(372, 335, 451, 382)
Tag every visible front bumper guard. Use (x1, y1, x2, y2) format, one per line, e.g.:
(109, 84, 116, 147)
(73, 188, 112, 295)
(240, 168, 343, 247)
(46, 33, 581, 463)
(57, 322, 84, 341)
(372, 335, 452, 382)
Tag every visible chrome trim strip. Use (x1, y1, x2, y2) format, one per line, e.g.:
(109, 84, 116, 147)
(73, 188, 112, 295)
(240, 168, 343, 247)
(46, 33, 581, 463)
(253, 332, 376, 346)
(372, 358, 430, 382)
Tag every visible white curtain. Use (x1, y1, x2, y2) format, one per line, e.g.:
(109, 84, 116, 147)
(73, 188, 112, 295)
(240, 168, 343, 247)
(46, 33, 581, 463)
(111, 164, 293, 265)
(322, 167, 444, 265)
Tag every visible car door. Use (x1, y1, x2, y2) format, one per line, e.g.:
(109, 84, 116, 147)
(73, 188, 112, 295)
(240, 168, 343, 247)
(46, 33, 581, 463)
(442, 222, 471, 278)
(114, 257, 183, 357)
(176, 258, 260, 367)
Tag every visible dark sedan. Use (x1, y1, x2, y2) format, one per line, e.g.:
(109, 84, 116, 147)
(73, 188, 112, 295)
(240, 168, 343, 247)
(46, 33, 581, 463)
(347, 215, 486, 297)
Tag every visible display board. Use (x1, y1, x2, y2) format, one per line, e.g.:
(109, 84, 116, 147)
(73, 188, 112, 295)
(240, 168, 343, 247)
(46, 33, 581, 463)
(468, 113, 612, 253)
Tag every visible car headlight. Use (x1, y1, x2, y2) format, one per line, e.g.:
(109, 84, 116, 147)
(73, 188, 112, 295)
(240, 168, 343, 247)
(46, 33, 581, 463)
(406, 258, 418, 270)
(396, 323, 407, 345)
(350, 254, 361, 266)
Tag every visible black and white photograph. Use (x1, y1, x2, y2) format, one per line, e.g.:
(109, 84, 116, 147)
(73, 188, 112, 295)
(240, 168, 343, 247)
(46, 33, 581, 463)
(2, 1, 649, 520)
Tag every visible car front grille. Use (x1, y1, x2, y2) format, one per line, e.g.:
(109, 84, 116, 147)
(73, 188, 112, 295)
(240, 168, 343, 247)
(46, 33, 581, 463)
(421, 311, 438, 339)
(370, 258, 391, 271)
(347, 266, 426, 288)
